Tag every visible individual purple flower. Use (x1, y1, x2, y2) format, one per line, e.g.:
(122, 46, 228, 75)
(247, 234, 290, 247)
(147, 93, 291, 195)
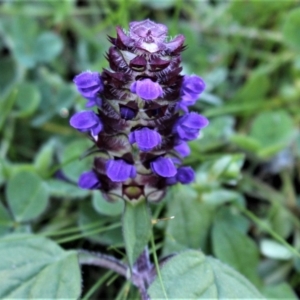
(106, 159, 136, 182)
(130, 79, 163, 100)
(165, 166, 194, 185)
(129, 128, 162, 151)
(176, 166, 195, 184)
(78, 170, 101, 189)
(174, 112, 208, 141)
(174, 142, 190, 157)
(73, 71, 103, 106)
(177, 75, 205, 111)
(150, 157, 177, 178)
(70, 110, 103, 136)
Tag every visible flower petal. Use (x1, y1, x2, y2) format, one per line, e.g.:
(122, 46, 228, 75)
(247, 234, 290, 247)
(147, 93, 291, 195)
(174, 112, 208, 141)
(106, 159, 136, 182)
(151, 157, 177, 177)
(176, 166, 195, 184)
(78, 171, 101, 189)
(132, 128, 161, 151)
(73, 71, 103, 99)
(131, 79, 163, 100)
(70, 111, 100, 130)
(174, 142, 190, 157)
(182, 75, 205, 95)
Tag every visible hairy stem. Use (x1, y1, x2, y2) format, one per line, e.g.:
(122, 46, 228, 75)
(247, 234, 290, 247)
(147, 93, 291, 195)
(78, 249, 153, 300)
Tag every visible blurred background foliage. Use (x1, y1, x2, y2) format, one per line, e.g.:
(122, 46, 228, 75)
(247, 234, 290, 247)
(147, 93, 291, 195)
(1, 0, 300, 299)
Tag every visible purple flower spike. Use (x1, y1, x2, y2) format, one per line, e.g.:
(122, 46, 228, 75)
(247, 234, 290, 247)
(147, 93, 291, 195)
(174, 112, 208, 141)
(130, 79, 163, 100)
(106, 159, 136, 182)
(176, 166, 195, 184)
(174, 142, 190, 157)
(73, 71, 103, 103)
(78, 170, 101, 189)
(70, 110, 103, 136)
(129, 127, 162, 151)
(151, 157, 177, 178)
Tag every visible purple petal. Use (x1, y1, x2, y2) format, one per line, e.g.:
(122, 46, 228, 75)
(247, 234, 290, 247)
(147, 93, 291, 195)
(106, 159, 136, 182)
(177, 126, 199, 140)
(120, 106, 136, 120)
(182, 75, 205, 95)
(86, 97, 102, 108)
(73, 71, 103, 100)
(130, 79, 163, 100)
(174, 112, 208, 141)
(78, 171, 101, 189)
(91, 122, 103, 136)
(176, 167, 195, 184)
(131, 128, 162, 151)
(181, 112, 209, 129)
(165, 176, 177, 185)
(174, 142, 190, 157)
(70, 111, 102, 136)
(150, 157, 177, 178)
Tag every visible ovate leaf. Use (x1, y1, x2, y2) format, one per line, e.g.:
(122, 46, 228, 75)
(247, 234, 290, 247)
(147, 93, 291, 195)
(163, 185, 216, 255)
(282, 7, 300, 51)
(0, 234, 81, 299)
(212, 215, 260, 286)
(122, 199, 152, 268)
(6, 171, 49, 222)
(148, 250, 264, 299)
(13, 82, 41, 118)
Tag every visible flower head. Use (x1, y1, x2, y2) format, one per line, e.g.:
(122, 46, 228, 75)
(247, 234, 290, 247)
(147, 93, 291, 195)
(70, 20, 208, 202)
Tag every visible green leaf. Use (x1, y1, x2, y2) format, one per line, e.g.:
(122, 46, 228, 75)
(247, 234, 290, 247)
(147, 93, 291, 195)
(282, 7, 300, 51)
(46, 179, 89, 199)
(201, 189, 245, 206)
(163, 185, 216, 255)
(148, 250, 265, 299)
(200, 154, 245, 185)
(268, 205, 293, 239)
(122, 199, 152, 268)
(250, 110, 295, 150)
(0, 234, 81, 299)
(34, 32, 63, 63)
(0, 88, 17, 131)
(0, 56, 17, 96)
(31, 73, 76, 126)
(6, 171, 49, 222)
(232, 72, 270, 103)
(34, 139, 56, 177)
(262, 282, 297, 300)
(260, 239, 293, 260)
(230, 134, 261, 152)
(13, 82, 41, 118)
(190, 116, 234, 152)
(78, 201, 123, 246)
(212, 213, 260, 286)
(61, 139, 94, 183)
(92, 191, 124, 216)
